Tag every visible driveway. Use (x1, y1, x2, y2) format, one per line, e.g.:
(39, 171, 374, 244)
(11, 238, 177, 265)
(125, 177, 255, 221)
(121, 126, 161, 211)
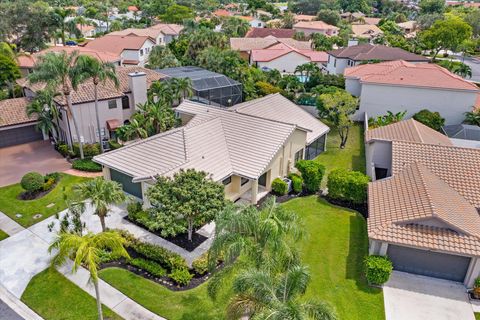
(0, 141, 70, 187)
(383, 271, 475, 320)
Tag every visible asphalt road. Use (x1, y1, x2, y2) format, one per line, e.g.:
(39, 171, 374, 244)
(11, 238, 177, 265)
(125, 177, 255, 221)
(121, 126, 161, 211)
(453, 55, 480, 82)
(0, 299, 23, 320)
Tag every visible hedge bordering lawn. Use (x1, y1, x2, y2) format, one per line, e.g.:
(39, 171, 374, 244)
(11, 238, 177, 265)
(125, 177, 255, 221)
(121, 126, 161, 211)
(72, 159, 102, 172)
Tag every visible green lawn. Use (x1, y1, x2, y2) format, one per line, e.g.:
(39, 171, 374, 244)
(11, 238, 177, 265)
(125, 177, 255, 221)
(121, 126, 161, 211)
(0, 229, 9, 240)
(0, 173, 90, 227)
(21, 268, 122, 320)
(475, 313, 480, 320)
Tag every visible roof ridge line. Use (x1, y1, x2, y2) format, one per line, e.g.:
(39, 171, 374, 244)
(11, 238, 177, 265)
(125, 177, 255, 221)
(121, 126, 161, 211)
(412, 162, 437, 219)
(410, 118, 425, 143)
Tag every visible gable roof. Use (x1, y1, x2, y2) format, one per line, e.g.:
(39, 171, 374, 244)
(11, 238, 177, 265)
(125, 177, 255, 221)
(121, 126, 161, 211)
(250, 43, 328, 63)
(84, 35, 155, 55)
(230, 37, 311, 52)
(328, 44, 429, 62)
(345, 60, 479, 91)
(363, 17, 381, 25)
(0, 98, 37, 127)
(293, 20, 339, 31)
(368, 161, 480, 256)
(294, 14, 316, 22)
(365, 118, 453, 146)
(245, 27, 295, 38)
(351, 24, 383, 38)
(108, 23, 183, 38)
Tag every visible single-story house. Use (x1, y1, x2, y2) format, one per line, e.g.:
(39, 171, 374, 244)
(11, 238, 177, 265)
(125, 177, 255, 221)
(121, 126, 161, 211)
(230, 36, 311, 60)
(238, 16, 265, 28)
(293, 20, 339, 37)
(365, 119, 480, 286)
(245, 27, 295, 38)
(350, 24, 383, 41)
(326, 44, 430, 75)
(344, 60, 480, 124)
(294, 14, 316, 22)
(93, 94, 329, 204)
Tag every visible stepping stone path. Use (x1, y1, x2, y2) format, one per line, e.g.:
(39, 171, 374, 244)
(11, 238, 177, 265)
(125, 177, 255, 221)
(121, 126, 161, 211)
(46, 203, 55, 208)
(14, 214, 22, 218)
(32, 214, 42, 220)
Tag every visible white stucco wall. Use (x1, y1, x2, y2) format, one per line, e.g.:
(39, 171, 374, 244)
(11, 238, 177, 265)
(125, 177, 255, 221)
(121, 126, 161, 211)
(121, 40, 155, 66)
(255, 51, 313, 73)
(326, 56, 349, 75)
(365, 140, 392, 179)
(345, 78, 362, 97)
(352, 83, 478, 124)
(294, 27, 338, 37)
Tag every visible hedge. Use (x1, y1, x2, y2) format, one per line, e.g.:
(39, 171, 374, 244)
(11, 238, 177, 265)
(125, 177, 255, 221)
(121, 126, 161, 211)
(288, 173, 303, 194)
(271, 178, 288, 195)
(412, 109, 445, 131)
(327, 169, 369, 204)
(129, 258, 167, 277)
(20, 172, 45, 192)
(169, 268, 193, 286)
(73, 143, 100, 158)
(295, 160, 325, 194)
(131, 241, 188, 271)
(72, 159, 102, 172)
(192, 253, 209, 275)
(364, 255, 393, 285)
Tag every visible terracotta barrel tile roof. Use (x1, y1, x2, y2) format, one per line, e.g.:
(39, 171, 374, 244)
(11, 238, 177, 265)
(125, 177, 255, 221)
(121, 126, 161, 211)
(245, 28, 295, 38)
(84, 35, 155, 55)
(0, 98, 36, 127)
(293, 20, 339, 31)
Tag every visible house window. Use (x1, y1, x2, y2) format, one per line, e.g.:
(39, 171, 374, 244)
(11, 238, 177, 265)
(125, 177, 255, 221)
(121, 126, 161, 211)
(241, 177, 249, 186)
(108, 100, 117, 109)
(294, 148, 304, 164)
(122, 96, 130, 109)
(257, 23, 261, 27)
(328, 55, 330, 63)
(140, 49, 144, 56)
(334, 58, 336, 67)
(222, 176, 232, 185)
(58, 109, 63, 120)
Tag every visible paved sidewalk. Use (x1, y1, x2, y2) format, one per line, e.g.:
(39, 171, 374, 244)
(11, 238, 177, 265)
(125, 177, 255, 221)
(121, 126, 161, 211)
(0, 211, 25, 236)
(0, 285, 43, 320)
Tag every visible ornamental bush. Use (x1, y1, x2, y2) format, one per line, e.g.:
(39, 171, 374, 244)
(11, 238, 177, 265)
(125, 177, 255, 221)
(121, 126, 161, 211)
(72, 143, 101, 158)
(413, 109, 445, 131)
(72, 159, 102, 172)
(271, 178, 288, 195)
(20, 172, 45, 192)
(169, 268, 193, 286)
(364, 255, 393, 285)
(129, 258, 167, 277)
(327, 169, 369, 204)
(131, 241, 188, 271)
(288, 173, 303, 194)
(295, 160, 325, 194)
(108, 140, 122, 150)
(192, 253, 209, 275)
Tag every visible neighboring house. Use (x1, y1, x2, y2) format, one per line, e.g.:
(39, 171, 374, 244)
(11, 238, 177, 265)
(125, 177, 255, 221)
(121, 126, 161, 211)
(239, 16, 265, 28)
(397, 20, 417, 34)
(294, 14, 316, 22)
(365, 118, 480, 287)
(363, 17, 381, 26)
(350, 24, 383, 41)
(344, 60, 480, 124)
(326, 44, 430, 75)
(0, 97, 47, 148)
(442, 124, 480, 149)
(108, 23, 183, 45)
(84, 35, 156, 66)
(293, 20, 339, 37)
(340, 12, 365, 23)
(18, 67, 164, 146)
(250, 43, 328, 73)
(77, 24, 96, 38)
(245, 27, 295, 38)
(230, 36, 311, 60)
(92, 93, 329, 204)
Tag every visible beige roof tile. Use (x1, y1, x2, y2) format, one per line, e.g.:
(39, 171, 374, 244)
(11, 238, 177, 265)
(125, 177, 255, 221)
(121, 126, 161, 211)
(0, 98, 36, 127)
(230, 37, 311, 51)
(84, 35, 155, 55)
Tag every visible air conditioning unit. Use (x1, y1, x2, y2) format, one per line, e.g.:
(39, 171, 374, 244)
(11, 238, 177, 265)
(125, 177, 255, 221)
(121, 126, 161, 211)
(283, 178, 292, 193)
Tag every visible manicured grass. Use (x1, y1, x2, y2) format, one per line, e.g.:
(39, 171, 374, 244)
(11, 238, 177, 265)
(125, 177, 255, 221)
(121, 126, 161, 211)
(475, 312, 480, 320)
(0, 173, 90, 227)
(21, 268, 122, 320)
(0, 229, 9, 240)
(283, 196, 384, 320)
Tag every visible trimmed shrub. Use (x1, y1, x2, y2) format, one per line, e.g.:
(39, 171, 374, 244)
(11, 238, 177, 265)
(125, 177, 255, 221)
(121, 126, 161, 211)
(20, 172, 45, 192)
(327, 169, 369, 204)
(413, 109, 445, 131)
(169, 268, 193, 286)
(131, 241, 188, 271)
(72, 159, 102, 172)
(288, 173, 303, 194)
(129, 258, 167, 277)
(364, 255, 393, 285)
(72, 143, 100, 158)
(43, 177, 55, 191)
(56, 143, 69, 157)
(192, 254, 209, 275)
(271, 178, 288, 196)
(108, 140, 122, 150)
(295, 160, 325, 194)
(127, 201, 143, 217)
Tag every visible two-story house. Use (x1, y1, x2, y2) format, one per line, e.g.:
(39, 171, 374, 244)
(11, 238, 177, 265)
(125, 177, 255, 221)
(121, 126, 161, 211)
(108, 23, 183, 46)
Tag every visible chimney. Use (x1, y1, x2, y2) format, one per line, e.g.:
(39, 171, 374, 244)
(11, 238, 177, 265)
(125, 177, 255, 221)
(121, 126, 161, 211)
(128, 72, 147, 110)
(348, 39, 359, 47)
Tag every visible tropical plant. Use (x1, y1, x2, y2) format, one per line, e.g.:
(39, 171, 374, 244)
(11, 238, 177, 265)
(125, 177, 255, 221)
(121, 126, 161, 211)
(26, 89, 60, 143)
(294, 63, 321, 80)
(53, 7, 75, 46)
(464, 110, 480, 126)
(49, 231, 129, 320)
(310, 33, 334, 51)
(145, 46, 180, 69)
(413, 109, 445, 131)
(295, 160, 325, 194)
(71, 55, 119, 153)
(0, 53, 20, 98)
(368, 110, 407, 128)
(221, 17, 251, 37)
(74, 178, 126, 231)
(28, 51, 86, 158)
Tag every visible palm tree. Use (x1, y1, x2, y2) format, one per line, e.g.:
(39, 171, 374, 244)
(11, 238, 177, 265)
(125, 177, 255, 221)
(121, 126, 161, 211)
(294, 63, 320, 81)
(228, 264, 337, 320)
(26, 89, 60, 143)
(74, 16, 89, 35)
(464, 110, 480, 126)
(453, 63, 472, 79)
(74, 178, 126, 232)
(71, 55, 119, 153)
(175, 77, 194, 102)
(49, 231, 129, 320)
(54, 7, 75, 45)
(28, 51, 87, 159)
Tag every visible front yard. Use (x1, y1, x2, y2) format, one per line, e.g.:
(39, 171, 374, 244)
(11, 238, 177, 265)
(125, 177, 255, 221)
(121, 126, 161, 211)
(0, 229, 9, 240)
(0, 173, 90, 227)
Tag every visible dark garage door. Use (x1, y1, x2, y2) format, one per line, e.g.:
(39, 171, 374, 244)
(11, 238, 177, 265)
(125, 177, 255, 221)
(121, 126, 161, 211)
(0, 125, 43, 148)
(387, 245, 471, 282)
(110, 169, 143, 199)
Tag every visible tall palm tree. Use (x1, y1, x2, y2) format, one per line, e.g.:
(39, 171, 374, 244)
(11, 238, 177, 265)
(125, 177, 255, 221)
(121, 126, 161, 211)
(54, 7, 75, 45)
(26, 89, 60, 143)
(71, 55, 119, 153)
(228, 264, 337, 320)
(28, 51, 87, 159)
(74, 178, 126, 232)
(49, 231, 129, 320)
(74, 16, 89, 35)
(175, 77, 194, 102)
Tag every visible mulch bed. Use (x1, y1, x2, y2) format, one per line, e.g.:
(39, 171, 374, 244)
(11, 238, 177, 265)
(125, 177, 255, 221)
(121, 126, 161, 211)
(17, 180, 60, 200)
(322, 196, 368, 218)
(125, 217, 208, 252)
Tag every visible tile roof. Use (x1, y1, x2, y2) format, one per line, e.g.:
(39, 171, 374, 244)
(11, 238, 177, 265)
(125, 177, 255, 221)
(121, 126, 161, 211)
(95, 99, 304, 182)
(345, 60, 479, 91)
(368, 161, 480, 256)
(84, 35, 155, 55)
(250, 43, 328, 63)
(294, 14, 316, 22)
(363, 17, 381, 25)
(230, 37, 311, 52)
(328, 44, 429, 62)
(351, 24, 383, 38)
(108, 23, 183, 38)
(245, 28, 295, 38)
(365, 118, 453, 146)
(213, 9, 232, 17)
(0, 98, 36, 127)
(293, 20, 339, 31)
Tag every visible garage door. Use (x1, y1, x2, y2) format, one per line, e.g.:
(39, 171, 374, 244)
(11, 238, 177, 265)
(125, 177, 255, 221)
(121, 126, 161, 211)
(0, 125, 43, 148)
(110, 169, 143, 199)
(387, 245, 471, 282)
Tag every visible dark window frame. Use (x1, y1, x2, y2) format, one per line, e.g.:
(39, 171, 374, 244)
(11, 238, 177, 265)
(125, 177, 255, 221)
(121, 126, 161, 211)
(121, 96, 130, 109)
(222, 176, 232, 185)
(241, 177, 249, 186)
(108, 100, 117, 109)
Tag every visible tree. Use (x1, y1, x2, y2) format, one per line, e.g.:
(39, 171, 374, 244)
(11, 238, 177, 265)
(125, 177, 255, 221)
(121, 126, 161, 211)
(295, 63, 321, 80)
(28, 51, 87, 159)
(318, 91, 358, 148)
(54, 7, 75, 46)
(282, 11, 295, 29)
(74, 178, 126, 232)
(49, 231, 129, 320)
(368, 110, 407, 128)
(339, 0, 372, 13)
(310, 33, 334, 51)
(221, 17, 251, 37)
(147, 169, 225, 241)
(183, 28, 228, 63)
(464, 9, 480, 37)
(196, 47, 246, 79)
(419, 0, 445, 14)
(0, 54, 20, 98)
(26, 89, 60, 143)
(109, 20, 123, 32)
(413, 109, 445, 131)
(159, 4, 194, 24)
(71, 55, 119, 153)
(464, 110, 480, 126)
(146, 46, 180, 69)
(316, 9, 340, 26)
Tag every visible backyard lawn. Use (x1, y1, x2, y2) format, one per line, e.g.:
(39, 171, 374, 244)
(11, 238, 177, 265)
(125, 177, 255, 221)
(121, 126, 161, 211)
(0, 229, 9, 240)
(21, 268, 122, 320)
(0, 173, 90, 227)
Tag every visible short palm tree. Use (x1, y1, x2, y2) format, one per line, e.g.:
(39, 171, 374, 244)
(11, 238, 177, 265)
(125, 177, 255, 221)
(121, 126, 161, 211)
(26, 89, 60, 143)
(28, 51, 87, 159)
(75, 178, 126, 232)
(54, 7, 75, 45)
(227, 264, 337, 320)
(464, 110, 480, 126)
(72, 55, 119, 153)
(453, 63, 472, 79)
(49, 231, 129, 320)
(175, 77, 194, 102)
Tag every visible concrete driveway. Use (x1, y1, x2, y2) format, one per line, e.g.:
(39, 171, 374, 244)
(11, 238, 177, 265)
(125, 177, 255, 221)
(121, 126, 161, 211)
(0, 141, 70, 187)
(384, 271, 475, 320)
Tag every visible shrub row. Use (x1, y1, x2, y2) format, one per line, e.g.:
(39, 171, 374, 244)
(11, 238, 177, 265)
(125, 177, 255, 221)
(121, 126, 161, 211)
(327, 169, 369, 204)
(129, 258, 167, 277)
(169, 268, 193, 286)
(72, 159, 102, 172)
(130, 241, 188, 271)
(288, 173, 303, 194)
(191, 253, 209, 275)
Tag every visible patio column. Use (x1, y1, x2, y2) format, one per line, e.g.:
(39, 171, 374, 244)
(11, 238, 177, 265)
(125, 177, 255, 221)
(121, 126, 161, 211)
(251, 179, 258, 205)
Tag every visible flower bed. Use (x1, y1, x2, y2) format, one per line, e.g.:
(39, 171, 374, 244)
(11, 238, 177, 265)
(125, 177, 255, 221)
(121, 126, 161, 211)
(18, 172, 61, 200)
